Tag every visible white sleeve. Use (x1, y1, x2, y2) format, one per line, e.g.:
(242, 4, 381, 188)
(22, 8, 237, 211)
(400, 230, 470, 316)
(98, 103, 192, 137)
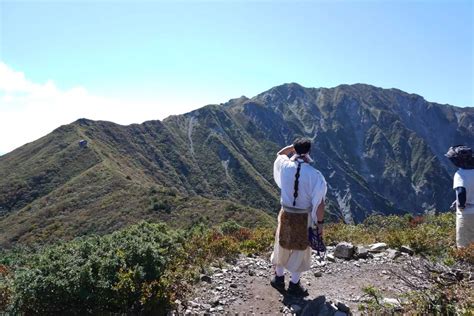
(273, 155, 288, 189)
(311, 174, 327, 222)
(453, 171, 464, 189)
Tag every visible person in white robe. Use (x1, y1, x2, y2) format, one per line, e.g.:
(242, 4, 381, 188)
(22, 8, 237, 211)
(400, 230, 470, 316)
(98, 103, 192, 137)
(446, 145, 474, 248)
(270, 138, 327, 296)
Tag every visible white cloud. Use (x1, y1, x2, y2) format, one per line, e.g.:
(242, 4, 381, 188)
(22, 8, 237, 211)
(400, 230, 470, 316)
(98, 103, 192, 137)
(0, 62, 211, 155)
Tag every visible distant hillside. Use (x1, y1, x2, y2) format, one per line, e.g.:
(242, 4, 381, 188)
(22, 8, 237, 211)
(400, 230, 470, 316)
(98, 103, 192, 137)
(0, 83, 472, 246)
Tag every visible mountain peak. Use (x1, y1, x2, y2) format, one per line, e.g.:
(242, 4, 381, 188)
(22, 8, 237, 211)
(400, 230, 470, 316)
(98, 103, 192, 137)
(224, 95, 249, 107)
(73, 118, 95, 126)
(272, 82, 307, 93)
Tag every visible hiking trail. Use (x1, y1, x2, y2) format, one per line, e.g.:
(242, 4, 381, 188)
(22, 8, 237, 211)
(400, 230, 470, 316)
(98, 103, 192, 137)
(175, 243, 422, 315)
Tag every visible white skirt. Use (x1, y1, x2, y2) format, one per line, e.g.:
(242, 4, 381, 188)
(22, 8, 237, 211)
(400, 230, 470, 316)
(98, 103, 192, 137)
(457, 212, 474, 248)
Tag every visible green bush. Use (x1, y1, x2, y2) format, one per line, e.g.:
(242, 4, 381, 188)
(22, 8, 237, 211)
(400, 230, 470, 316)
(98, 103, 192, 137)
(1, 219, 275, 314)
(150, 197, 172, 213)
(9, 222, 183, 314)
(219, 220, 242, 235)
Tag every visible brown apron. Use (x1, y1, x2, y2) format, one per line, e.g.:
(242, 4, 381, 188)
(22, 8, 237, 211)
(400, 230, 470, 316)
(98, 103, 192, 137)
(278, 206, 310, 251)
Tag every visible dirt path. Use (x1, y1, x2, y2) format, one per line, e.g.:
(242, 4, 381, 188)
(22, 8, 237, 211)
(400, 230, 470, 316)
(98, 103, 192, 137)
(179, 248, 416, 315)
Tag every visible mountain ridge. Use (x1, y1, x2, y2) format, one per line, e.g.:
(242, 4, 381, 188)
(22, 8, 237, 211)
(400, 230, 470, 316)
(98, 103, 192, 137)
(1, 83, 472, 247)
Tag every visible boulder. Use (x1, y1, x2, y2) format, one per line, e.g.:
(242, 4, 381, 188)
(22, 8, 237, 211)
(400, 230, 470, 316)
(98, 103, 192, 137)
(210, 297, 221, 307)
(201, 303, 212, 311)
(334, 242, 355, 259)
(400, 245, 414, 255)
(200, 274, 212, 283)
(188, 301, 200, 308)
(354, 245, 369, 259)
(369, 242, 388, 252)
(387, 249, 401, 260)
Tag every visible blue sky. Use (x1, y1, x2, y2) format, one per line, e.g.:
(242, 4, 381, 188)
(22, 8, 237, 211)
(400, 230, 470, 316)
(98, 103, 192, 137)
(0, 0, 473, 154)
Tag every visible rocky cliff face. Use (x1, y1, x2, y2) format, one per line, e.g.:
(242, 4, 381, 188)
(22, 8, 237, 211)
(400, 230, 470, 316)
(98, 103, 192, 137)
(0, 83, 472, 245)
(165, 82, 471, 222)
(224, 83, 472, 221)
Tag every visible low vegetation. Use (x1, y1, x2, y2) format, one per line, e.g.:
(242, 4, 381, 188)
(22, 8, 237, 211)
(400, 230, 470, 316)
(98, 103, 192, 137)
(0, 220, 274, 314)
(325, 213, 473, 315)
(359, 255, 473, 315)
(325, 212, 457, 258)
(1, 212, 472, 314)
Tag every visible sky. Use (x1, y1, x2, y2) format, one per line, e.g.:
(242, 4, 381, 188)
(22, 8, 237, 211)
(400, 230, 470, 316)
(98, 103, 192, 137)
(0, 0, 473, 155)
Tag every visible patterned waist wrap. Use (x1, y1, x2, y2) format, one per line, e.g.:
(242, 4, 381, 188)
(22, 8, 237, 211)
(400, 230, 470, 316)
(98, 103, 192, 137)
(278, 205, 311, 251)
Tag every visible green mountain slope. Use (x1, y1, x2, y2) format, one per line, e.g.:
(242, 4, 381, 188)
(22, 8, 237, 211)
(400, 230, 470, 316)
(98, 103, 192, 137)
(0, 120, 275, 246)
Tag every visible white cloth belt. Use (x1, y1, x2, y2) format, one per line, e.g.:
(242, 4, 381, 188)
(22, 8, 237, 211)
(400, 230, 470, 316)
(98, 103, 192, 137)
(281, 205, 311, 214)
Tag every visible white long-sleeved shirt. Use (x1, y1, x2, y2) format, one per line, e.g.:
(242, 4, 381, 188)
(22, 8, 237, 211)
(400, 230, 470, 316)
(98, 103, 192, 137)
(453, 168, 474, 215)
(273, 155, 327, 222)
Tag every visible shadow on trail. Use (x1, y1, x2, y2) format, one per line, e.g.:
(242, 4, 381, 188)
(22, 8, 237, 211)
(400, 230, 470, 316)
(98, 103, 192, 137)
(280, 292, 342, 316)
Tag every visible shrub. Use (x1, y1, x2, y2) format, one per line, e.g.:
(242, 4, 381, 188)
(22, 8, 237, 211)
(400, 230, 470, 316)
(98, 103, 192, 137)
(219, 220, 242, 235)
(150, 197, 172, 212)
(9, 222, 183, 314)
(452, 243, 474, 265)
(359, 255, 472, 315)
(240, 228, 275, 254)
(0, 265, 11, 313)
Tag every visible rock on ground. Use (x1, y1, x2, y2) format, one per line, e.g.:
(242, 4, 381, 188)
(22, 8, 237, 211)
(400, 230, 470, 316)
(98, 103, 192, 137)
(354, 246, 369, 259)
(387, 249, 401, 260)
(369, 242, 388, 252)
(400, 245, 414, 256)
(333, 242, 354, 259)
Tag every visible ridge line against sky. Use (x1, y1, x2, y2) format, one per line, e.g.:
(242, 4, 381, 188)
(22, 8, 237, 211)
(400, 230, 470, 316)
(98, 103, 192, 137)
(0, 0, 473, 155)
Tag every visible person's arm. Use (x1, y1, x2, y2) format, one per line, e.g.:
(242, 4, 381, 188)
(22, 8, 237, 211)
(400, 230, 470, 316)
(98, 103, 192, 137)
(274, 146, 293, 188)
(311, 175, 327, 234)
(316, 200, 325, 234)
(455, 187, 467, 210)
(277, 145, 295, 156)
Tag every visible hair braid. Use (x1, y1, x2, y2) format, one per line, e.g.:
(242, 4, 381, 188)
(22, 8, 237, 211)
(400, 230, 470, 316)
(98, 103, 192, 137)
(292, 161, 302, 206)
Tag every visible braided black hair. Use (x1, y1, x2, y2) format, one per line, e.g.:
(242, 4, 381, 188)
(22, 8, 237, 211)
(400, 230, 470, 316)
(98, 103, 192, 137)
(292, 138, 311, 206)
(292, 161, 302, 206)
